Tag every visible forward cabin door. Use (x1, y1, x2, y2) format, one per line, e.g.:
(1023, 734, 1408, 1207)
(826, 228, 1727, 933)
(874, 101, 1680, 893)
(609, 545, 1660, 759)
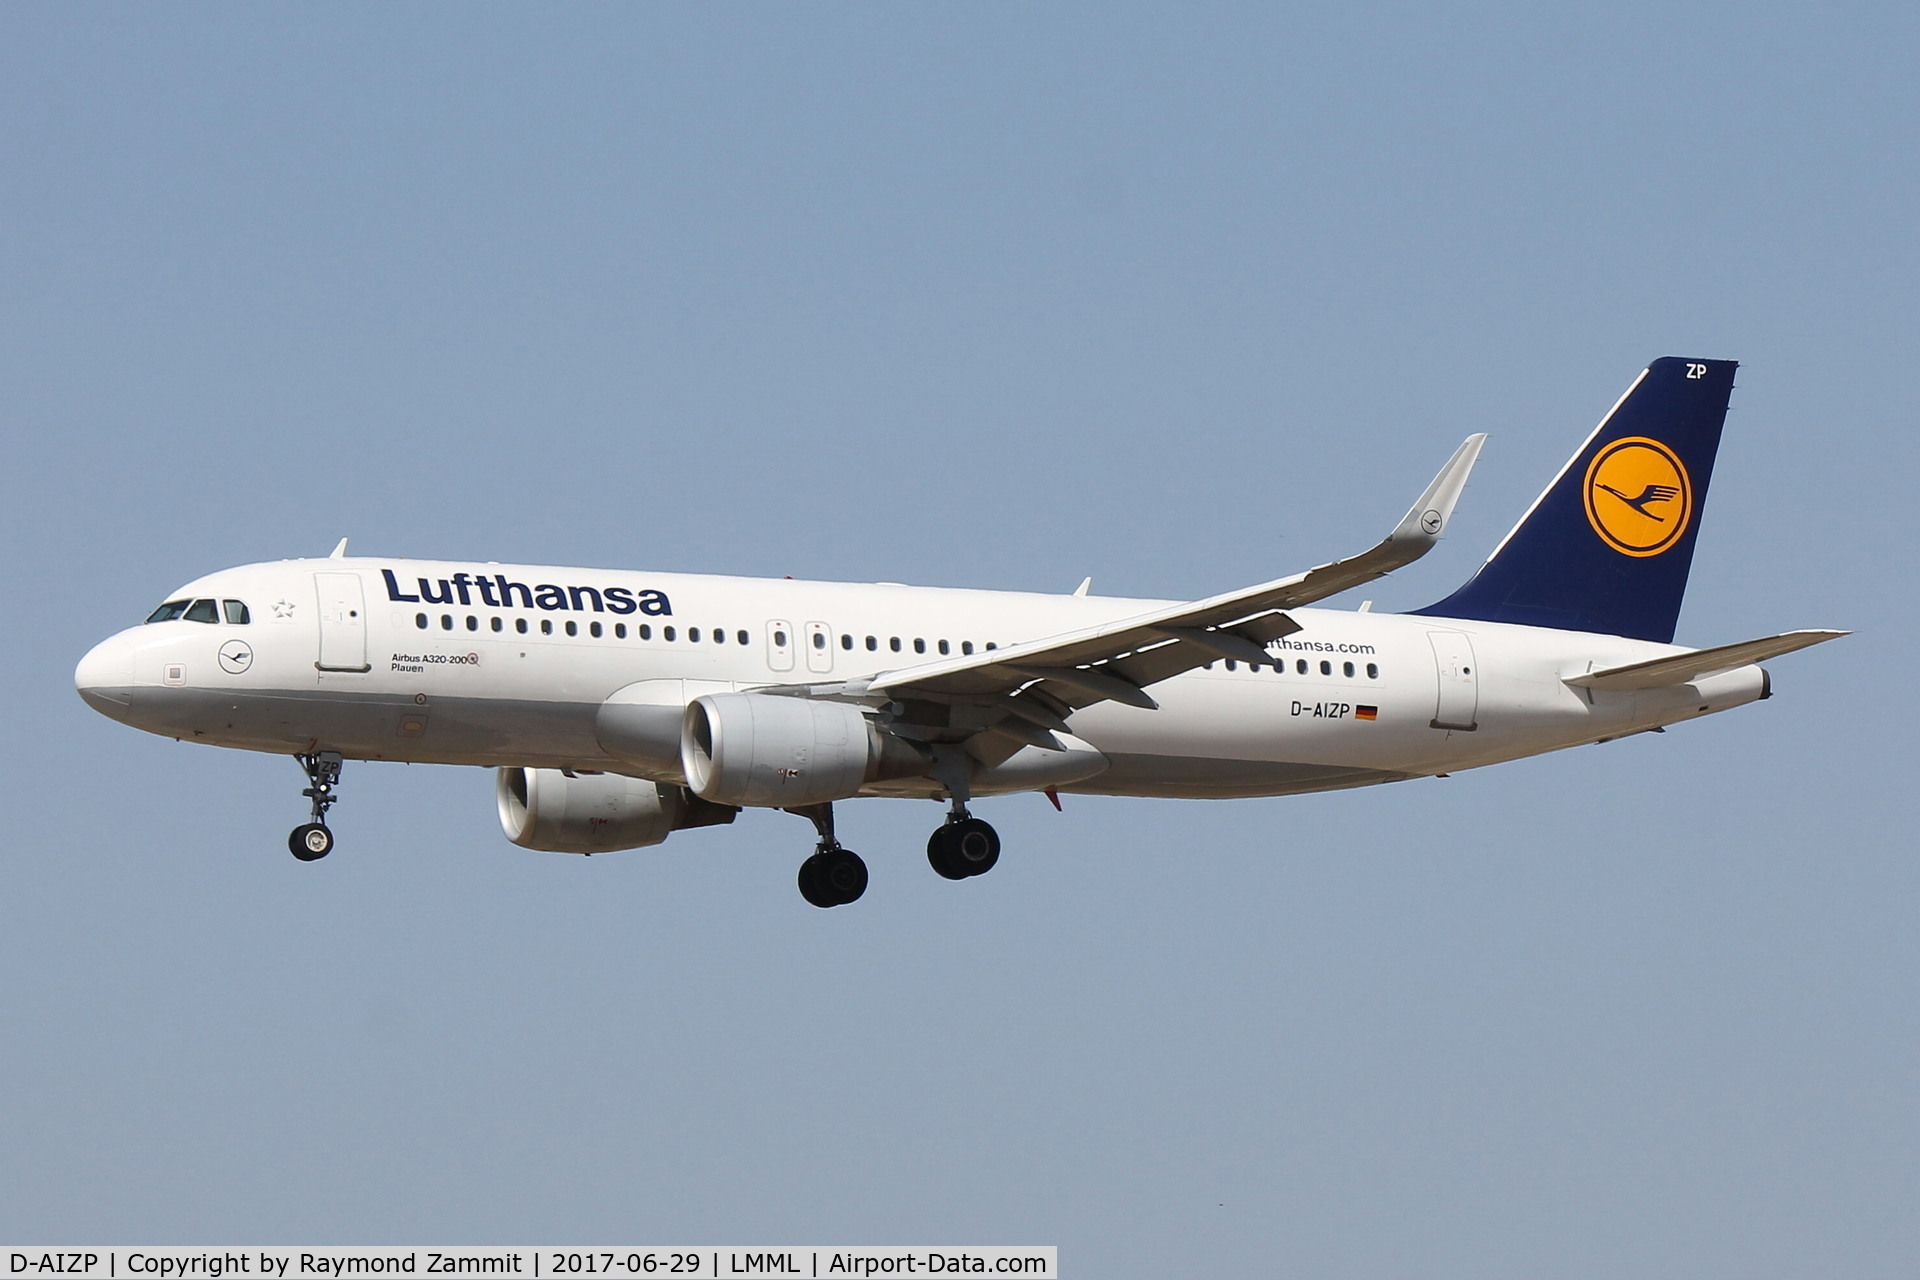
(315, 572, 372, 672)
(1427, 631, 1478, 731)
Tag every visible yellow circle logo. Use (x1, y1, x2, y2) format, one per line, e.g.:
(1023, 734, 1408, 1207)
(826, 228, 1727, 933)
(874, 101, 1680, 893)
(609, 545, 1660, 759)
(1583, 436, 1692, 557)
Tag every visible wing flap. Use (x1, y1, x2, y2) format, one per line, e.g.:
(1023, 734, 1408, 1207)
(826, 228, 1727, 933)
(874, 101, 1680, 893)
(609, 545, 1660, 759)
(1566, 629, 1849, 691)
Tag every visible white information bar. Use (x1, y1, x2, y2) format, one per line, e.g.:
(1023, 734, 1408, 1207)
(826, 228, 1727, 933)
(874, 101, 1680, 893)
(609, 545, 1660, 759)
(3, 1250, 1057, 1280)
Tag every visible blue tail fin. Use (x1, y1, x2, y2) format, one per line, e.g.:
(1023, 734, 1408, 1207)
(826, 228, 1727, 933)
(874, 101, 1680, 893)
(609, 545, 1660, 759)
(1413, 357, 1736, 644)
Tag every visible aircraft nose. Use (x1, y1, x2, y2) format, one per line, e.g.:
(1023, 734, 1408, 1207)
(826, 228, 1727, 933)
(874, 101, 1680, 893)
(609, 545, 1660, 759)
(75, 633, 136, 721)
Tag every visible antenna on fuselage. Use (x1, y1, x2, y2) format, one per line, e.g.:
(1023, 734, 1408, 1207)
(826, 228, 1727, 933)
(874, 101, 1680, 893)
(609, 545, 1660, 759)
(329, 538, 349, 559)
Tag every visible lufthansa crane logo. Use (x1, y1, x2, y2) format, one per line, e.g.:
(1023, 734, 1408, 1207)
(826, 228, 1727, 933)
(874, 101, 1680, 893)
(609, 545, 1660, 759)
(1583, 436, 1693, 557)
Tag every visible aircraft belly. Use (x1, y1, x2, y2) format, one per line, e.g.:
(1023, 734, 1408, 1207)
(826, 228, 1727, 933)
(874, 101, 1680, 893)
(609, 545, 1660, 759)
(126, 687, 610, 769)
(1065, 754, 1409, 799)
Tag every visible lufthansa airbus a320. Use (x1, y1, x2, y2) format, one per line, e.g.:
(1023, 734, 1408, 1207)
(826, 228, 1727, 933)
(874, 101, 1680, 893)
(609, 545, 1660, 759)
(76, 359, 1844, 906)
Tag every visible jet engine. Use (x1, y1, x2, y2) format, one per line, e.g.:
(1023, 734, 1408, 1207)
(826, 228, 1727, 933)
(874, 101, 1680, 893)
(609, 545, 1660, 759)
(680, 693, 927, 808)
(496, 767, 736, 854)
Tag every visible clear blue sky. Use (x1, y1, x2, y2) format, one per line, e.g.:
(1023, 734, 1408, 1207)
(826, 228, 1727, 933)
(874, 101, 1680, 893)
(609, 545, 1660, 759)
(3, 4, 1914, 1274)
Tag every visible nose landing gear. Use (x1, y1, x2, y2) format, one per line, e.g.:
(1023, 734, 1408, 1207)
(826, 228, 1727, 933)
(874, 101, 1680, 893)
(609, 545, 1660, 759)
(288, 751, 343, 861)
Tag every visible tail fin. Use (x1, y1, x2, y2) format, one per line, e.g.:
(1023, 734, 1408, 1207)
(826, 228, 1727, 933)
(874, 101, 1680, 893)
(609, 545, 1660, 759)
(1413, 357, 1736, 643)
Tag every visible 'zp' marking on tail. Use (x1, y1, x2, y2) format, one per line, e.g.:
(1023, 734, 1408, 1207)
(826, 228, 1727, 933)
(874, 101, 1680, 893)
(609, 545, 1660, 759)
(1583, 436, 1693, 557)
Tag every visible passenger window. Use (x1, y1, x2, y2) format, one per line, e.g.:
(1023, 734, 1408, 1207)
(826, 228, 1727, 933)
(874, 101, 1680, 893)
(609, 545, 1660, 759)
(1343, 661, 1355, 677)
(1297, 659, 1308, 674)
(737, 630, 749, 645)
(442, 615, 454, 631)
(467, 616, 479, 631)
(566, 620, 578, 637)
(841, 635, 853, 650)
(541, 619, 553, 635)
(890, 637, 902, 652)
(713, 628, 725, 644)
(774, 629, 789, 647)
(1225, 660, 1237, 671)
(491, 617, 503, 633)
(222, 600, 251, 625)
(866, 636, 878, 651)
(615, 623, 627, 639)
(516, 618, 529, 635)
(146, 600, 190, 624)
(914, 639, 926, 654)
(1320, 660, 1332, 675)
(1367, 663, 1379, 679)
(939, 640, 950, 655)
(640, 624, 652, 640)
(811, 632, 826, 649)
(689, 627, 701, 642)
(962, 641, 974, 655)
(663, 626, 676, 641)
(185, 599, 219, 624)
(590, 621, 602, 638)
(416, 614, 428, 629)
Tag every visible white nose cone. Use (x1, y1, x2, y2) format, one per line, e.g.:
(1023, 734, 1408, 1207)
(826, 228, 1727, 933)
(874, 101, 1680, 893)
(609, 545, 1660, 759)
(75, 633, 136, 720)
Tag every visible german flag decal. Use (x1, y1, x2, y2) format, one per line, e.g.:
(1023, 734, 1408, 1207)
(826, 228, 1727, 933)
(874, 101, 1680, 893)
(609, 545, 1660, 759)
(1355, 705, 1378, 721)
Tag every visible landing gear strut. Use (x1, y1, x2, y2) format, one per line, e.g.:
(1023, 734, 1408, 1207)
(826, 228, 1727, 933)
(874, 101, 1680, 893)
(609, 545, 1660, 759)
(288, 751, 342, 861)
(787, 802, 867, 908)
(926, 746, 1000, 880)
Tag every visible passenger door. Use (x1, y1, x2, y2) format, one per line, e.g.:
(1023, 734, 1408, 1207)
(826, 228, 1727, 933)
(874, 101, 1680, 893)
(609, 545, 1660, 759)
(315, 572, 371, 672)
(1427, 631, 1478, 730)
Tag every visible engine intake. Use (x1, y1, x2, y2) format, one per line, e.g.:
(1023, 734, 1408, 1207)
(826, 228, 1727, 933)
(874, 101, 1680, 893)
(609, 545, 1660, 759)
(496, 767, 736, 854)
(681, 693, 926, 808)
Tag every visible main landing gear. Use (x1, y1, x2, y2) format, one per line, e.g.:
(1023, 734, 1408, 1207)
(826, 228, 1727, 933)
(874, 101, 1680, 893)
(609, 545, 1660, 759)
(788, 803, 868, 909)
(288, 751, 343, 862)
(782, 771, 1003, 906)
(926, 744, 999, 881)
(927, 815, 1001, 880)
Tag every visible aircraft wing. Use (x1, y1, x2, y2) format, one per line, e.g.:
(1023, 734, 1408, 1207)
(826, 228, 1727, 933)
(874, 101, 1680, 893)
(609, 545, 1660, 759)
(1564, 629, 1849, 691)
(864, 434, 1487, 726)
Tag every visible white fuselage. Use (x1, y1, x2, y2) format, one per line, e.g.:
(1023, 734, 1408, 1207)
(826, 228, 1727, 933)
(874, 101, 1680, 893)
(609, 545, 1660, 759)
(75, 556, 1768, 801)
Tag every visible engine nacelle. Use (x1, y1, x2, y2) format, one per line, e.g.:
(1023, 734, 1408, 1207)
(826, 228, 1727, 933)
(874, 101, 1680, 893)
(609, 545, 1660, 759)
(681, 693, 926, 808)
(496, 767, 735, 854)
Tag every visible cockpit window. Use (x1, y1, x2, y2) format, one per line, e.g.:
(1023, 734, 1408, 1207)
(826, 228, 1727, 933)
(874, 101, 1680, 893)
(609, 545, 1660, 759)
(223, 600, 251, 625)
(184, 599, 219, 624)
(146, 600, 190, 624)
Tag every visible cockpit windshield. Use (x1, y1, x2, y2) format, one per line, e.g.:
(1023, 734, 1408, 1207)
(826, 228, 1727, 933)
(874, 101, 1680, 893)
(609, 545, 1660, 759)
(145, 597, 247, 624)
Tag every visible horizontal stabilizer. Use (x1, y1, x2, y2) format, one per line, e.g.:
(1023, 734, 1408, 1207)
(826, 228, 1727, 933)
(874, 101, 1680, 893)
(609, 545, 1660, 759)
(1565, 629, 1849, 691)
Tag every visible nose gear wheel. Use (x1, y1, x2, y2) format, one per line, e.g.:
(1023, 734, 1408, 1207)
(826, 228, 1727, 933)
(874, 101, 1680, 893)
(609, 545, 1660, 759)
(288, 751, 343, 861)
